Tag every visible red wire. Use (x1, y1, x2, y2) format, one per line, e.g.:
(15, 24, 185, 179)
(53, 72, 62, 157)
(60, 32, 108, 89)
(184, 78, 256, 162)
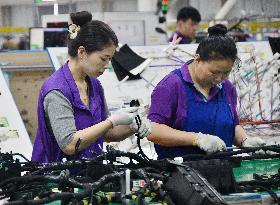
(240, 119, 280, 125)
(252, 56, 264, 120)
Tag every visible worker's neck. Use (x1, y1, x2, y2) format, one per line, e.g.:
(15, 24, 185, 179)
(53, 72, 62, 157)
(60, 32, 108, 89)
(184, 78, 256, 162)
(188, 63, 210, 91)
(68, 58, 87, 83)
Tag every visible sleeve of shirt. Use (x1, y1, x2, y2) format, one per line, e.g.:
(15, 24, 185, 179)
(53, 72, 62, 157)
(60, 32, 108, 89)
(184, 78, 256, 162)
(148, 75, 179, 127)
(43, 90, 77, 150)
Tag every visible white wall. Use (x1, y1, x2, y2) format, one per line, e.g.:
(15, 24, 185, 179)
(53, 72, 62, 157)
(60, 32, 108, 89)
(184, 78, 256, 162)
(76, 0, 103, 12)
(1, 6, 12, 26)
(190, 0, 222, 20)
(1, 0, 280, 27)
(11, 5, 34, 27)
(138, 0, 157, 12)
(226, 0, 280, 19)
(0, 8, 3, 26)
(5, 0, 138, 27)
(76, 0, 138, 12)
(104, 12, 166, 45)
(1, 0, 279, 50)
(106, 0, 137, 12)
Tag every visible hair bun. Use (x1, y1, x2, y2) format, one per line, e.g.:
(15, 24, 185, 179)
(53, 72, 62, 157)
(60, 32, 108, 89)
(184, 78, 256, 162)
(70, 11, 92, 27)
(208, 24, 227, 36)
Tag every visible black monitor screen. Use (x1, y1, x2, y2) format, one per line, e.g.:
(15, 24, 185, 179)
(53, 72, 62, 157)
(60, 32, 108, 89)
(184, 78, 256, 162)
(44, 28, 68, 49)
(47, 22, 68, 28)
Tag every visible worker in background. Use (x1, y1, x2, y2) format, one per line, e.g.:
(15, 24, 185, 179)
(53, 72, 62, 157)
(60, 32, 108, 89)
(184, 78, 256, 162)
(32, 11, 147, 163)
(169, 6, 201, 44)
(140, 24, 266, 159)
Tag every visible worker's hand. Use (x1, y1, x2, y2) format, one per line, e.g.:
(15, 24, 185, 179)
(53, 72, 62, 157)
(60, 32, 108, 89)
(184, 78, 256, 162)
(108, 107, 138, 127)
(171, 33, 183, 45)
(194, 133, 227, 153)
(241, 137, 266, 148)
(130, 118, 152, 139)
(163, 33, 182, 56)
(241, 137, 266, 155)
(138, 119, 152, 138)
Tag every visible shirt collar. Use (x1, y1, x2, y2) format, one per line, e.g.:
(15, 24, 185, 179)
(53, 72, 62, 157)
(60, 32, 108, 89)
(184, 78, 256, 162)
(174, 31, 190, 44)
(179, 62, 223, 101)
(62, 62, 93, 109)
(179, 62, 223, 89)
(179, 62, 194, 84)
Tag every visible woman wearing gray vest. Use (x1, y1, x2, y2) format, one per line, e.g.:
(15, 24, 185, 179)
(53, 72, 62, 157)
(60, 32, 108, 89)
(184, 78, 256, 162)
(32, 11, 148, 163)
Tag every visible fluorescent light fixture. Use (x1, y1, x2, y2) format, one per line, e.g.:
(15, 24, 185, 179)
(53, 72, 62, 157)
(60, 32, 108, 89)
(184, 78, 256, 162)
(54, 2, 58, 15)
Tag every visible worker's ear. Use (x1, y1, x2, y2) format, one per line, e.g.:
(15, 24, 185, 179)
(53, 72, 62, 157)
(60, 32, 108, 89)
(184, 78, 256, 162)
(77, 46, 87, 59)
(193, 54, 201, 63)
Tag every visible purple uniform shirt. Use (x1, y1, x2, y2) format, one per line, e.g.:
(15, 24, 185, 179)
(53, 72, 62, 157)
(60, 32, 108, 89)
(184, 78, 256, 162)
(148, 64, 239, 130)
(168, 31, 190, 44)
(32, 63, 106, 163)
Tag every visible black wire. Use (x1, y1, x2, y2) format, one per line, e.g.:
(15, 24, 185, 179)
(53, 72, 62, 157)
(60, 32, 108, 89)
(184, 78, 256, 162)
(136, 183, 149, 205)
(4, 147, 280, 205)
(3, 169, 168, 205)
(133, 170, 154, 205)
(137, 137, 151, 161)
(28, 149, 159, 175)
(103, 146, 118, 173)
(135, 115, 151, 161)
(133, 169, 174, 205)
(149, 180, 175, 205)
(237, 171, 280, 205)
(4, 171, 125, 205)
(0, 170, 74, 189)
(180, 145, 280, 161)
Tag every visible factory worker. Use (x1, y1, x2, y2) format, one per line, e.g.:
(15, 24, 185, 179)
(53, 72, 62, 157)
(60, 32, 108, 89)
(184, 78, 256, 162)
(141, 24, 266, 159)
(169, 6, 201, 44)
(32, 11, 146, 163)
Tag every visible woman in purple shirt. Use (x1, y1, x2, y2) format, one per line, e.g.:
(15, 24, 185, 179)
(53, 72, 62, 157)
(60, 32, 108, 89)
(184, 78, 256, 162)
(32, 11, 146, 163)
(143, 24, 266, 159)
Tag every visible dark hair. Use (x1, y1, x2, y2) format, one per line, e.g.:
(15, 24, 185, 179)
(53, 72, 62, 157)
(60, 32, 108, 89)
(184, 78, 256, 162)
(68, 11, 118, 57)
(177, 7, 201, 23)
(196, 24, 237, 62)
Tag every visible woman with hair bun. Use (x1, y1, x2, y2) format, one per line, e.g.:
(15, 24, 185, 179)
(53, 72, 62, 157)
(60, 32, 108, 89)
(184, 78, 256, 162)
(142, 24, 266, 159)
(32, 11, 147, 163)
